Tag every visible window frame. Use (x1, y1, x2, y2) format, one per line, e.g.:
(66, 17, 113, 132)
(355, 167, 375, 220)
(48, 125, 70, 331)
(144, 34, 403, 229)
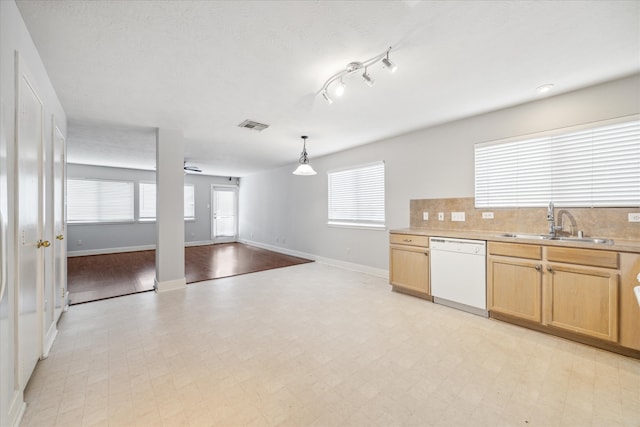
(137, 182, 196, 222)
(67, 178, 135, 224)
(475, 115, 640, 208)
(327, 161, 386, 230)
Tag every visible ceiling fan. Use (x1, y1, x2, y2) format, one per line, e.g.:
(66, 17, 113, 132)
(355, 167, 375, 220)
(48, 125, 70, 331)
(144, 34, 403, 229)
(184, 161, 202, 173)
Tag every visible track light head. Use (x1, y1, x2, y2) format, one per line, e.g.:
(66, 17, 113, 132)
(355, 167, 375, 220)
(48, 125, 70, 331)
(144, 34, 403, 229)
(335, 79, 345, 97)
(382, 57, 397, 73)
(362, 69, 375, 87)
(322, 90, 333, 104)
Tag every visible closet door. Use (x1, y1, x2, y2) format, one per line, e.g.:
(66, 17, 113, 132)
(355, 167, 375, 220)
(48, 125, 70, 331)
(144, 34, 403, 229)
(52, 122, 66, 320)
(16, 54, 46, 387)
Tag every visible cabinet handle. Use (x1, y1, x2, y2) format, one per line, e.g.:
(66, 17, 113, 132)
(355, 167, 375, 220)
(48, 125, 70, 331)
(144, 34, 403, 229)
(403, 239, 412, 242)
(547, 266, 553, 273)
(535, 265, 541, 271)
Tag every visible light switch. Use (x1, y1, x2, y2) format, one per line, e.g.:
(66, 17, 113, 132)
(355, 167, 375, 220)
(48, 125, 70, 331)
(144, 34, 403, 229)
(438, 212, 444, 221)
(629, 213, 640, 222)
(423, 212, 429, 221)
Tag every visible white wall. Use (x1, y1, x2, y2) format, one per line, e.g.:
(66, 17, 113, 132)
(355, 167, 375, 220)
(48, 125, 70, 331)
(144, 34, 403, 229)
(67, 163, 238, 255)
(239, 74, 640, 274)
(0, 1, 67, 426)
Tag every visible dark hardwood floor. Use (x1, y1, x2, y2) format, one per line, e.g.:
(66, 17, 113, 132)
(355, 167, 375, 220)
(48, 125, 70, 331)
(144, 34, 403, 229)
(67, 243, 313, 305)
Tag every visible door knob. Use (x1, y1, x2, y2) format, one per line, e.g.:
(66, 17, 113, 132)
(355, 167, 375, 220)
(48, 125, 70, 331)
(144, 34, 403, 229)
(37, 240, 51, 248)
(56, 234, 64, 240)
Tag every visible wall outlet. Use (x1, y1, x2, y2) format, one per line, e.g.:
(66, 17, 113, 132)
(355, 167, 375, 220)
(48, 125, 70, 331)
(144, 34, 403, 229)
(77, 240, 82, 246)
(451, 212, 465, 221)
(482, 212, 494, 219)
(438, 212, 444, 221)
(629, 213, 640, 222)
(423, 212, 429, 221)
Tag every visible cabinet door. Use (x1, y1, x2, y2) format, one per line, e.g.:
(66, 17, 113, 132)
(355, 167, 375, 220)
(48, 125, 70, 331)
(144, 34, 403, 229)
(390, 245, 429, 295)
(488, 257, 542, 322)
(544, 264, 618, 342)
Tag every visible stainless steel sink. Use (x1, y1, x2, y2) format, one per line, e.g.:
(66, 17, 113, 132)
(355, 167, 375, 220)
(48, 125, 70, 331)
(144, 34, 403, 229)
(553, 236, 614, 244)
(496, 233, 551, 240)
(496, 233, 614, 244)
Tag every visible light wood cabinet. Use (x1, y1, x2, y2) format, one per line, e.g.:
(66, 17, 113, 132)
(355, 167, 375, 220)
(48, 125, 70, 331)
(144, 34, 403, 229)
(488, 256, 542, 323)
(544, 263, 618, 342)
(488, 242, 621, 344)
(615, 252, 640, 351)
(389, 234, 429, 297)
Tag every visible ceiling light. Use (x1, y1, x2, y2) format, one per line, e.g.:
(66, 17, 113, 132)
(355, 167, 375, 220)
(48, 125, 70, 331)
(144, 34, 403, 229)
(322, 90, 333, 104)
(320, 46, 396, 104)
(335, 79, 345, 96)
(382, 51, 397, 72)
(362, 68, 375, 87)
(536, 84, 554, 94)
(293, 136, 317, 176)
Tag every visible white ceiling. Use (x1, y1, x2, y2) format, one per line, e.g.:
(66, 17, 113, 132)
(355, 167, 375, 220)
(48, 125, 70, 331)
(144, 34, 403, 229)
(16, 0, 640, 177)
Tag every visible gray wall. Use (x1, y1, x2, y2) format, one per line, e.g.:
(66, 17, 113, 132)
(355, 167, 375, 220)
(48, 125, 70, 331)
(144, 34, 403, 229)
(238, 74, 640, 274)
(67, 163, 238, 254)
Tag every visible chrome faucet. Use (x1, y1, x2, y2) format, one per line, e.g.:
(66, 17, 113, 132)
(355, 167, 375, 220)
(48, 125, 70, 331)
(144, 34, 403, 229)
(547, 201, 577, 237)
(556, 209, 578, 237)
(547, 201, 560, 236)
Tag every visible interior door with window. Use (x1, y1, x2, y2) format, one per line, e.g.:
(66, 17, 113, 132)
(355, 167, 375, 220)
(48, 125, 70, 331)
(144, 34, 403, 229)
(211, 186, 237, 244)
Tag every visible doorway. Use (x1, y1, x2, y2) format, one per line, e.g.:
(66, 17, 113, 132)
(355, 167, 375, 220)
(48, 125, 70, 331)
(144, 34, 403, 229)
(211, 186, 237, 244)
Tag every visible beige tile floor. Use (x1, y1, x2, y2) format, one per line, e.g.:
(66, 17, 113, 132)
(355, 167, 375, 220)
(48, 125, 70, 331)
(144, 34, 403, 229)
(22, 263, 640, 427)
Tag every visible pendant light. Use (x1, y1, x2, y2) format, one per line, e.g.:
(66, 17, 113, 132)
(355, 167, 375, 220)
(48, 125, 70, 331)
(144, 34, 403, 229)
(293, 136, 317, 176)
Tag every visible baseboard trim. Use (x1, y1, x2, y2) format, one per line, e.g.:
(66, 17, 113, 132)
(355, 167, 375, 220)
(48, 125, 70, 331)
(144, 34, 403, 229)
(238, 238, 389, 279)
(68, 240, 216, 257)
(154, 277, 187, 293)
(68, 245, 155, 257)
(42, 323, 58, 359)
(8, 391, 25, 427)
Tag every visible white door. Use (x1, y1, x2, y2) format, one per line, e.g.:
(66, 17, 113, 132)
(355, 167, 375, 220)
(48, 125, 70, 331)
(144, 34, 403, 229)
(52, 123, 66, 319)
(16, 56, 45, 387)
(211, 186, 237, 244)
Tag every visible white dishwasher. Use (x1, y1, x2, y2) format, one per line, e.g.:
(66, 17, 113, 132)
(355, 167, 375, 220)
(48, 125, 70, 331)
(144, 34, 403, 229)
(429, 237, 487, 317)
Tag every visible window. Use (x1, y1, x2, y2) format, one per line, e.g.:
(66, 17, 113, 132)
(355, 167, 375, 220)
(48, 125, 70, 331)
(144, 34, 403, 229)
(328, 161, 385, 228)
(67, 179, 134, 223)
(475, 117, 640, 208)
(139, 182, 195, 220)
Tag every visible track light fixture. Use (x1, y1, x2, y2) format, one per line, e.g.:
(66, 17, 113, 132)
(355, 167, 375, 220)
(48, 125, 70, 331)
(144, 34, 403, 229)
(362, 68, 375, 87)
(293, 136, 317, 176)
(382, 50, 397, 72)
(320, 46, 396, 104)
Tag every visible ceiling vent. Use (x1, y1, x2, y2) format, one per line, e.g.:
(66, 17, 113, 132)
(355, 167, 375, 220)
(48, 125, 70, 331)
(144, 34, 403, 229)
(238, 120, 269, 132)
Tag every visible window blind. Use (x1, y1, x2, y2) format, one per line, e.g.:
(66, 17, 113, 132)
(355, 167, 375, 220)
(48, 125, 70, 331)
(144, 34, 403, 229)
(139, 182, 195, 220)
(475, 118, 640, 208)
(67, 179, 134, 223)
(328, 161, 385, 227)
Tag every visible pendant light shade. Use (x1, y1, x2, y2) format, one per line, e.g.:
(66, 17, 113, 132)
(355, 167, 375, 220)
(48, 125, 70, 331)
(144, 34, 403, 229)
(293, 136, 317, 176)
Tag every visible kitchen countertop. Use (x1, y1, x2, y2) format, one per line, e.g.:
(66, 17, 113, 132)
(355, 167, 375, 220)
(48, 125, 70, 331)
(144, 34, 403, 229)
(390, 228, 640, 254)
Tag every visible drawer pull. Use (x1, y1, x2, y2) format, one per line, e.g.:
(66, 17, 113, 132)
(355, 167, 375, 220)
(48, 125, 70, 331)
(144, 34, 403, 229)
(403, 239, 412, 242)
(547, 266, 553, 273)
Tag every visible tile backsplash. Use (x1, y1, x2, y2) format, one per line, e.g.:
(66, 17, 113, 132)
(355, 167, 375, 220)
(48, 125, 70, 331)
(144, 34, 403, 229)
(410, 197, 640, 240)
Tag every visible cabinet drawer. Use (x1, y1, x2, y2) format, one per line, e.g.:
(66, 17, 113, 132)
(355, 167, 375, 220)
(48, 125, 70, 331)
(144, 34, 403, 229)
(390, 233, 429, 247)
(546, 247, 618, 269)
(488, 242, 541, 260)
